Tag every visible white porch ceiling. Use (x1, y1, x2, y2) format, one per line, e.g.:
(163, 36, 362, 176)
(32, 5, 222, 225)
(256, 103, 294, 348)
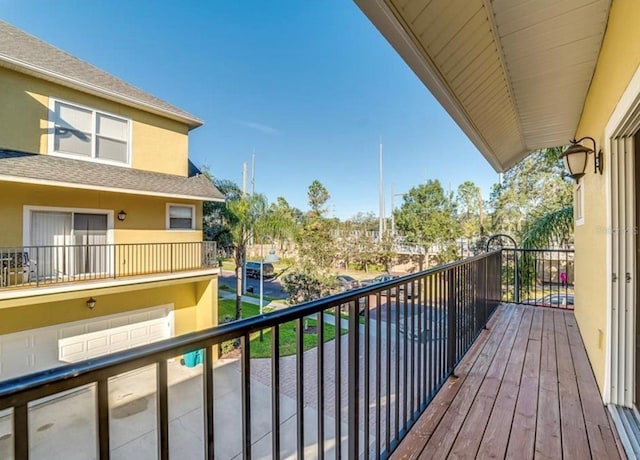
(355, 0, 611, 172)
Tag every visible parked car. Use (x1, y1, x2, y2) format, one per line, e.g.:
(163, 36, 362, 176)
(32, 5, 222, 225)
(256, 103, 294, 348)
(360, 274, 397, 287)
(523, 293, 574, 308)
(336, 274, 360, 291)
(245, 261, 275, 279)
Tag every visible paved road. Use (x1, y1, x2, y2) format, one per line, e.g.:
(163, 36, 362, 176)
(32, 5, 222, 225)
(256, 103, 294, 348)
(219, 270, 287, 299)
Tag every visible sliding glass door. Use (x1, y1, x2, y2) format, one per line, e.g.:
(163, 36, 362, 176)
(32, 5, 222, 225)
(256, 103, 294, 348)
(30, 211, 109, 279)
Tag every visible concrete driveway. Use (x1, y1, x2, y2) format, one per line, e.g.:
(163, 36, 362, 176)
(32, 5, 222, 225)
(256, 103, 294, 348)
(0, 356, 354, 459)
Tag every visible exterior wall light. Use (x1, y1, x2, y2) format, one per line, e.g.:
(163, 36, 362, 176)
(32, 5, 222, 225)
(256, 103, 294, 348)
(86, 297, 96, 309)
(559, 137, 603, 181)
(117, 210, 127, 222)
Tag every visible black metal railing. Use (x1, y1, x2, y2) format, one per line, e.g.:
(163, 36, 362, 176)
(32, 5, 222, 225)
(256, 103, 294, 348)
(0, 241, 217, 289)
(501, 248, 575, 309)
(0, 250, 501, 459)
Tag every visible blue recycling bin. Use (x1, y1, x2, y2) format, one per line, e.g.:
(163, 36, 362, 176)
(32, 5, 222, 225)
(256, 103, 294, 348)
(183, 349, 203, 367)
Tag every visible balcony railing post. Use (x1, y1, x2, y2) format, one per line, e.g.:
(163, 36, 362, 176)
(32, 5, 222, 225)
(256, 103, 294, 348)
(35, 246, 40, 287)
(447, 268, 457, 377)
(348, 300, 360, 459)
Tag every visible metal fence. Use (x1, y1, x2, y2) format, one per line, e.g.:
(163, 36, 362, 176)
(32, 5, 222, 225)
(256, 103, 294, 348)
(501, 248, 575, 309)
(0, 250, 501, 459)
(0, 241, 217, 288)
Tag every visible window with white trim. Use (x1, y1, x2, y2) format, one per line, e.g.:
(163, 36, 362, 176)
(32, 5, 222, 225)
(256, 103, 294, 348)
(51, 100, 130, 165)
(167, 204, 195, 230)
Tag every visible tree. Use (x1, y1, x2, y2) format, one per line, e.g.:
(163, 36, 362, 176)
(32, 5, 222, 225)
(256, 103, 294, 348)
(456, 181, 483, 240)
(521, 205, 574, 249)
(307, 180, 330, 217)
(267, 196, 301, 255)
(394, 179, 460, 266)
(489, 148, 572, 239)
(281, 268, 335, 304)
(224, 193, 269, 320)
(297, 180, 337, 270)
(201, 173, 242, 254)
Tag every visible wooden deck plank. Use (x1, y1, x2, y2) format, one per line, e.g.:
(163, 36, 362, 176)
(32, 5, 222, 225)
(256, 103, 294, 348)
(392, 304, 622, 460)
(505, 307, 543, 459)
(418, 306, 527, 459)
(475, 307, 534, 459)
(534, 309, 562, 460)
(564, 313, 622, 459)
(554, 310, 591, 460)
(447, 305, 529, 459)
(391, 305, 516, 460)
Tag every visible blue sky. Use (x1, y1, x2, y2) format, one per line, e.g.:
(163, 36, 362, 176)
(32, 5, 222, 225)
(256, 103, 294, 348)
(2, 0, 498, 219)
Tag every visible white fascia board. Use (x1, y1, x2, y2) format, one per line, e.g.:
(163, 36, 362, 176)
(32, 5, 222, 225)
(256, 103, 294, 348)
(0, 174, 225, 202)
(0, 55, 203, 130)
(354, 0, 507, 172)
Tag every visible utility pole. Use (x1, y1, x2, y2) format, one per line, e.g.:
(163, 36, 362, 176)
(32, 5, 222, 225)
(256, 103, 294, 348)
(241, 161, 247, 294)
(391, 183, 395, 237)
(378, 138, 384, 242)
(251, 150, 255, 195)
(242, 162, 247, 198)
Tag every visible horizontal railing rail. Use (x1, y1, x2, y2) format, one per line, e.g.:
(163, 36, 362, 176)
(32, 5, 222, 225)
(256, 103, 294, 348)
(501, 248, 575, 309)
(0, 241, 217, 289)
(0, 250, 502, 459)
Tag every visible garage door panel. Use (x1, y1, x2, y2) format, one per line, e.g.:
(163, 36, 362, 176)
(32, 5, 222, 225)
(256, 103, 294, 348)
(87, 336, 108, 350)
(1, 305, 173, 380)
(109, 317, 130, 329)
(87, 320, 110, 333)
(59, 324, 86, 339)
(130, 326, 151, 340)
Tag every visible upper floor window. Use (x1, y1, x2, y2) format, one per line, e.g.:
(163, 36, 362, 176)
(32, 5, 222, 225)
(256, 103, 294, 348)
(50, 99, 130, 165)
(167, 204, 195, 230)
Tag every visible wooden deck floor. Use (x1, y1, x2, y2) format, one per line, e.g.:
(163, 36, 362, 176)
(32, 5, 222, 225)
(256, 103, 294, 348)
(391, 303, 623, 460)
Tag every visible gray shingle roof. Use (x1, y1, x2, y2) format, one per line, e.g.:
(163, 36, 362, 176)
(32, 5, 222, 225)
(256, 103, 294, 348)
(0, 150, 224, 201)
(0, 20, 202, 128)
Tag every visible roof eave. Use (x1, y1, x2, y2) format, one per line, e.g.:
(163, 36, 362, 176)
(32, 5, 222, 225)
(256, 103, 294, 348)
(0, 174, 225, 202)
(0, 55, 204, 130)
(355, 0, 507, 172)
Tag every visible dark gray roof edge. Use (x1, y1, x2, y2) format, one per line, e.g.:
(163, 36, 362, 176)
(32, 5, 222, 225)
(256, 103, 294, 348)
(0, 149, 224, 202)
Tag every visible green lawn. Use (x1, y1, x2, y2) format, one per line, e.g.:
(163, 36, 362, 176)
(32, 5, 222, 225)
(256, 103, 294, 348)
(218, 298, 341, 358)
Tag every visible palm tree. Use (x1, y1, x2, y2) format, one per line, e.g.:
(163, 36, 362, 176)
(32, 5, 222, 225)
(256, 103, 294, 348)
(225, 193, 294, 320)
(521, 205, 574, 249)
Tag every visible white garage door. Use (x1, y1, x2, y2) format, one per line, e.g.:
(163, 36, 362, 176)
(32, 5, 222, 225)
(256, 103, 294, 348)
(0, 305, 173, 381)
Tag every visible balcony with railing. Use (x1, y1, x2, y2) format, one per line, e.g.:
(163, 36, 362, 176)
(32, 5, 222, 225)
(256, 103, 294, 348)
(0, 241, 218, 291)
(0, 249, 621, 459)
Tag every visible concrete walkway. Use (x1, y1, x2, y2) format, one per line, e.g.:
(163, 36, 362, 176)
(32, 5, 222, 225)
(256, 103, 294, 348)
(0, 358, 354, 459)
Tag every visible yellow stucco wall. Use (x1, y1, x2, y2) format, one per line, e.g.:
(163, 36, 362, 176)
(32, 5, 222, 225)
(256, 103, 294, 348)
(574, 0, 640, 393)
(0, 182, 203, 247)
(0, 276, 218, 336)
(0, 67, 191, 176)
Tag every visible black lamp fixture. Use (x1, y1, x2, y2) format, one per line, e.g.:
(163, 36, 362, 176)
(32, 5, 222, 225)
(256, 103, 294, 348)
(117, 210, 127, 222)
(86, 297, 96, 309)
(559, 136, 603, 181)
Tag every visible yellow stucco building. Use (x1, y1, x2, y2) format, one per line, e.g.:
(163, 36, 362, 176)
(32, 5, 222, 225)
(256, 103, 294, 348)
(0, 21, 223, 380)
